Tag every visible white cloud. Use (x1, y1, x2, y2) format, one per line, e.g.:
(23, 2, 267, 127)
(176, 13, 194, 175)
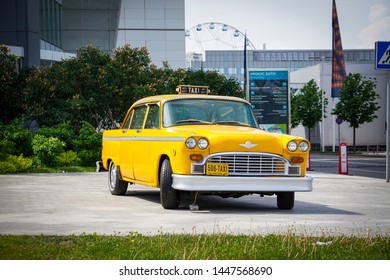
(358, 4, 390, 48)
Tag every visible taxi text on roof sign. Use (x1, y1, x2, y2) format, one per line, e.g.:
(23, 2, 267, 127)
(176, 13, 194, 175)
(176, 85, 210, 94)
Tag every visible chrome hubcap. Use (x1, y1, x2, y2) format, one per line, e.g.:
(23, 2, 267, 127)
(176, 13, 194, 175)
(110, 164, 116, 190)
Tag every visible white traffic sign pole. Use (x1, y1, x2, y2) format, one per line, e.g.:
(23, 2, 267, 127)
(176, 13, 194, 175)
(375, 41, 390, 182)
(387, 71, 390, 182)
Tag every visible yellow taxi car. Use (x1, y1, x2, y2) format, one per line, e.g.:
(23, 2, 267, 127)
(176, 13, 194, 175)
(101, 85, 313, 210)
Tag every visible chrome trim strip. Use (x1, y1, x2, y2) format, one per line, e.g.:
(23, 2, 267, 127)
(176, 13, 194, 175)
(103, 136, 185, 142)
(172, 174, 313, 192)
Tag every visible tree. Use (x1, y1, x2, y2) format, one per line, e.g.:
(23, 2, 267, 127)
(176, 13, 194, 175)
(149, 61, 186, 94)
(291, 79, 328, 142)
(150, 63, 243, 98)
(24, 64, 72, 127)
(23, 45, 243, 130)
(24, 45, 154, 130)
(332, 73, 380, 152)
(0, 45, 25, 124)
(183, 69, 243, 98)
(100, 44, 154, 128)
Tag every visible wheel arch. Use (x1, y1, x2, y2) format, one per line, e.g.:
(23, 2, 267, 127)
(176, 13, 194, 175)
(157, 155, 170, 188)
(103, 157, 116, 170)
(106, 158, 127, 182)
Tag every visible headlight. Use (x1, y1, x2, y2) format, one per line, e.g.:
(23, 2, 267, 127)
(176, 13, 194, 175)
(198, 138, 209, 150)
(287, 141, 297, 152)
(298, 141, 309, 152)
(186, 137, 196, 149)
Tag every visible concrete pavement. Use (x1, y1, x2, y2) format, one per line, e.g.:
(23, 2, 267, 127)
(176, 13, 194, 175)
(0, 171, 389, 236)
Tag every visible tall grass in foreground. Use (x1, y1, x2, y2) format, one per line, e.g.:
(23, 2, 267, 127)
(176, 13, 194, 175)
(1, 233, 389, 260)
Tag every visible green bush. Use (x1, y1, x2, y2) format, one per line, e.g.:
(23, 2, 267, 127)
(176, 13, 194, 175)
(0, 140, 15, 159)
(0, 120, 101, 169)
(0, 159, 16, 173)
(0, 154, 33, 174)
(56, 150, 81, 167)
(34, 122, 75, 150)
(73, 122, 102, 166)
(31, 135, 65, 167)
(0, 119, 32, 157)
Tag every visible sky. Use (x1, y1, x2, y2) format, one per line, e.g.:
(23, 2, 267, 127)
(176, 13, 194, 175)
(184, 0, 390, 52)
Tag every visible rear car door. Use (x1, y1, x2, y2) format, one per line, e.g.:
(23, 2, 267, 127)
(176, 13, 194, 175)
(119, 105, 147, 180)
(132, 103, 160, 183)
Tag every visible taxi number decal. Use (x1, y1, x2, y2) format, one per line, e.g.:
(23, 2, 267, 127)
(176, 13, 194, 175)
(206, 163, 229, 176)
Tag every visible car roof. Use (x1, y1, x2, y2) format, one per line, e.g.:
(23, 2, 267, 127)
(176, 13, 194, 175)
(132, 94, 250, 107)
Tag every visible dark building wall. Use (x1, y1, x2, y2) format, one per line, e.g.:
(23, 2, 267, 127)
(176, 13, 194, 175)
(0, 0, 41, 67)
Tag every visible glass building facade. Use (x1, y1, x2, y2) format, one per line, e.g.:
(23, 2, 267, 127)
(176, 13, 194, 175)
(189, 49, 376, 86)
(40, 0, 63, 52)
(0, 0, 185, 68)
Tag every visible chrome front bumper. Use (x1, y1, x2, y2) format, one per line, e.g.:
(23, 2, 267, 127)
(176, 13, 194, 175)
(172, 174, 313, 192)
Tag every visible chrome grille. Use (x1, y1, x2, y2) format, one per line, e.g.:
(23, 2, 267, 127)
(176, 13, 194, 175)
(206, 153, 291, 176)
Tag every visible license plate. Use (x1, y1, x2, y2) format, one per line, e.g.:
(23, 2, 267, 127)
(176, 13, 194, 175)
(206, 163, 229, 176)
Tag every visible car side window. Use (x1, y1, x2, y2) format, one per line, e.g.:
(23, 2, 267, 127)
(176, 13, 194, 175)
(144, 104, 160, 129)
(129, 105, 147, 129)
(121, 111, 133, 129)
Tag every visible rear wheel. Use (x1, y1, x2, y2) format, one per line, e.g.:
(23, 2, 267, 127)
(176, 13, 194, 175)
(160, 159, 180, 209)
(108, 161, 128, 195)
(277, 192, 295, 210)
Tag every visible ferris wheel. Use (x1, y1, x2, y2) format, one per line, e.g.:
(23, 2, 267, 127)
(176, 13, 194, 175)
(185, 22, 256, 58)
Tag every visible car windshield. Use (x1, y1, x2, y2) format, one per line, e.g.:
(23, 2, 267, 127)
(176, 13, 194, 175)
(163, 99, 258, 128)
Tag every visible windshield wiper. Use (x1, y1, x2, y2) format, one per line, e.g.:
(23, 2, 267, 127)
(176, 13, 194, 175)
(214, 121, 251, 127)
(175, 119, 212, 125)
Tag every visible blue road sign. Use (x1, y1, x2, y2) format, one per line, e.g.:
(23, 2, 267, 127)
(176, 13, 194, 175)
(375, 41, 390, 70)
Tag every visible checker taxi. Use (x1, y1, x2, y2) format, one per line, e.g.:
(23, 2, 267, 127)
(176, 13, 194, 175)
(101, 86, 313, 209)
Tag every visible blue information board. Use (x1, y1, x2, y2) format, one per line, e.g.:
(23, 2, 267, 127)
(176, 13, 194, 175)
(248, 70, 289, 134)
(375, 41, 390, 70)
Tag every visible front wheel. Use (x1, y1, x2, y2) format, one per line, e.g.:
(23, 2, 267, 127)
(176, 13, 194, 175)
(160, 159, 180, 209)
(277, 192, 295, 210)
(108, 161, 128, 195)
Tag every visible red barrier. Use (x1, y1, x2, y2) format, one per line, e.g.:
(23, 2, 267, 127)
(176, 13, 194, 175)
(306, 152, 312, 171)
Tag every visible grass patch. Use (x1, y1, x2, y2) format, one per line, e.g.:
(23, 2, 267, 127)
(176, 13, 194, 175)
(1, 233, 389, 260)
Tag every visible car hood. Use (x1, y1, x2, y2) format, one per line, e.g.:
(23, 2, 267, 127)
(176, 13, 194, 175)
(168, 125, 287, 155)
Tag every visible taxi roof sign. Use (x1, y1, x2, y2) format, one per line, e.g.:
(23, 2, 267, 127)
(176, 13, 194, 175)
(176, 85, 210, 94)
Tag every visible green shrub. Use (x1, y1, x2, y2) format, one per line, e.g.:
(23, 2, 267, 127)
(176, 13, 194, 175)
(0, 140, 15, 159)
(73, 122, 102, 166)
(0, 159, 16, 173)
(0, 154, 33, 174)
(0, 119, 32, 157)
(31, 135, 65, 167)
(34, 122, 75, 150)
(56, 150, 81, 167)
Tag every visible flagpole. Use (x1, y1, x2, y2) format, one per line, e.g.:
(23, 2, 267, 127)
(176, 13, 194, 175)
(321, 61, 325, 152)
(332, 98, 336, 152)
(244, 30, 249, 101)
(386, 71, 390, 182)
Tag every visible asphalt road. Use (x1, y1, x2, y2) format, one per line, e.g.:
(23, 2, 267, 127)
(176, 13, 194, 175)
(310, 153, 386, 179)
(0, 169, 389, 237)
